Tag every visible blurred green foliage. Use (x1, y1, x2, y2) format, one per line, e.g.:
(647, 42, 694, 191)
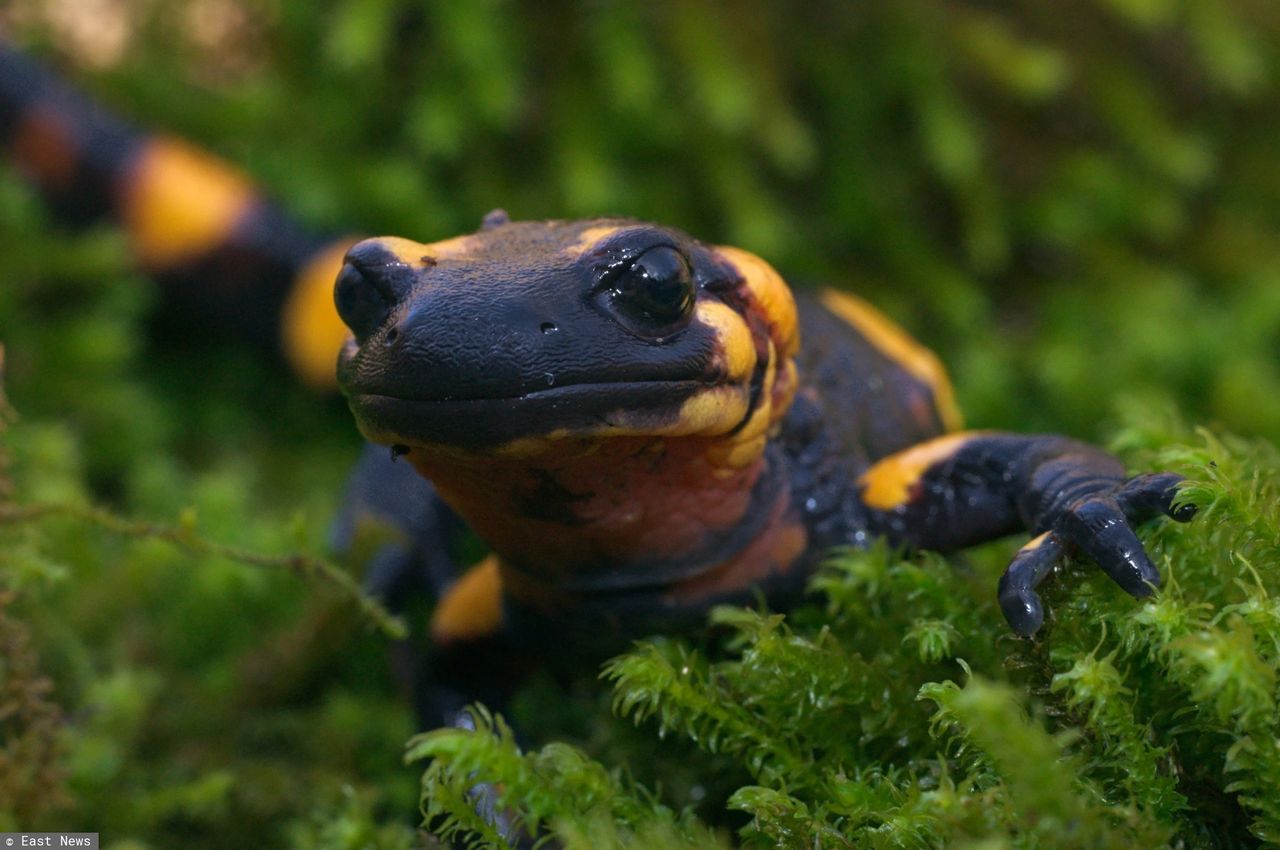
(2, 0, 1280, 847)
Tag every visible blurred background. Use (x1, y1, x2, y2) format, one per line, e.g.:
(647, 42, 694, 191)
(1, 0, 1278, 846)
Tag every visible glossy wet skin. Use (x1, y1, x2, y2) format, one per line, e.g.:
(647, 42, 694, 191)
(336, 218, 791, 452)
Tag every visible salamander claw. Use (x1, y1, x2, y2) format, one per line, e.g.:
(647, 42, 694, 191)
(1060, 497, 1162, 597)
(1001, 473, 1193, 636)
(998, 532, 1064, 636)
(1117, 472, 1197, 523)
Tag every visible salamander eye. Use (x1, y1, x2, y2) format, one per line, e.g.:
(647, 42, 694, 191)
(606, 246, 695, 335)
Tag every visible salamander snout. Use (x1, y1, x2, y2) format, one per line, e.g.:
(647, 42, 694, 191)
(334, 239, 415, 343)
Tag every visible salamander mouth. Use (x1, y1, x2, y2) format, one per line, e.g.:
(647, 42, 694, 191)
(347, 379, 723, 450)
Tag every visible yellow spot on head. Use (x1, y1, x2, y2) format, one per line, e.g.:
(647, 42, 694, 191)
(668, 385, 752, 437)
(430, 554, 504, 643)
(714, 245, 799, 359)
(492, 432, 566, 458)
(124, 137, 257, 268)
(281, 238, 359, 391)
(819, 289, 963, 432)
(704, 341, 778, 471)
(536, 385, 753, 445)
(695, 300, 757, 383)
(696, 247, 801, 469)
(706, 434, 768, 472)
(564, 225, 623, 256)
(857, 432, 986, 510)
(377, 234, 478, 265)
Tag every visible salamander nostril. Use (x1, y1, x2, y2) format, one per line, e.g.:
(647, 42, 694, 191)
(334, 261, 392, 343)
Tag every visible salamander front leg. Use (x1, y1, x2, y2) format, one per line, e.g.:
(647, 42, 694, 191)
(1002, 465, 1195, 634)
(425, 557, 538, 846)
(857, 433, 1198, 635)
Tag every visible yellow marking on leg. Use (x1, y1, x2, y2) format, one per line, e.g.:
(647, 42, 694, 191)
(1019, 531, 1053, 554)
(819, 289, 963, 432)
(858, 432, 986, 510)
(430, 554, 505, 644)
(714, 245, 799, 358)
(123, 137, 258, 268)
(281, 237, 359, 390)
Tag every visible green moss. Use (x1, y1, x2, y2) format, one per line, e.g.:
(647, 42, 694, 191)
(3, 1, 1280, 846)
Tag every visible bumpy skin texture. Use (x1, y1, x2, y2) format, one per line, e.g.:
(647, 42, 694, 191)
(2, 44, 1196, 729)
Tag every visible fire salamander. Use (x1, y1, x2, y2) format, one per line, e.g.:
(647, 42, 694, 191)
(2, 44, 1196, 727)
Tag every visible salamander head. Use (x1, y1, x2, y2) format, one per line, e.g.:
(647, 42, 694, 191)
(336, 216, 799, 457)
(336, 216, 807, 591)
